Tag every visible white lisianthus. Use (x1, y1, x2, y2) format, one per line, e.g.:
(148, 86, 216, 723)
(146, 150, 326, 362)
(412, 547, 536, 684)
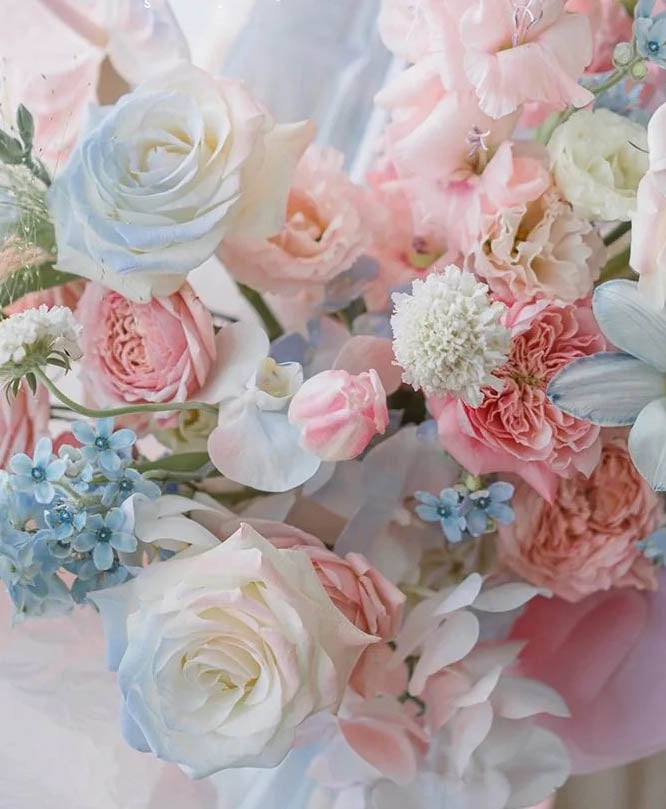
(47, 63, 315, 301)
(90, 524, 375, 778)
(548, 108, 648, 222)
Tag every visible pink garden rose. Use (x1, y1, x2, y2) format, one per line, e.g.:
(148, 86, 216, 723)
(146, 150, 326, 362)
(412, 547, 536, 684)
(469, 186, 605, 303)
(0, 383, 49, 468)
(433, 301, 605, 500)
(498, 431, 661, 602)
(289, 369, 389, 462)
(219, 145, 372, 296)
(77, 282, 215, 407)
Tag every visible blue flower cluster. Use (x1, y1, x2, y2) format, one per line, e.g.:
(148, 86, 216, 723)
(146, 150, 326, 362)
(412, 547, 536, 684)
(635, 0, 666, 69)
(414, 480, 515, 544)
(0, 418, 160, 618)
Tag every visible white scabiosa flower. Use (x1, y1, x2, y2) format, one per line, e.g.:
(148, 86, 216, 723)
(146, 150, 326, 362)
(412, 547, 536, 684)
(0, 304, 82, 386)
(391, 266, 511, 407)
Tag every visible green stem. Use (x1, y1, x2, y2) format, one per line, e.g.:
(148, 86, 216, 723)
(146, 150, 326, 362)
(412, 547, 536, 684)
(598, 246, 634, 284)
(237, 283, 284, 342)
(603, 221, 632, 246)
(35, 368, 218, 419)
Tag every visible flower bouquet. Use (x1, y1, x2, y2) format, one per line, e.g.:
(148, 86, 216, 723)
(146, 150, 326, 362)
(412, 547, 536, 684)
(1, 0, 666, 806)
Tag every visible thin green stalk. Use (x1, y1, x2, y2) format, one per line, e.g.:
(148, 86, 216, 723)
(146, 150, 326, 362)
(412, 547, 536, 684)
(603, 221, 632, 246)
(598, 247, 633, 284)
(237, 283, 284, 342)
(35, 368, 218, 419)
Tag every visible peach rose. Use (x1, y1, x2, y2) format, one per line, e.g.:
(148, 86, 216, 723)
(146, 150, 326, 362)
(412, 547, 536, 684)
(433, 302, 605, 500)
(470, 187, 605, 304)
(219, 145, 372, 296)
(498, 431, 661, 602)
(76, 282, 215, 407)
(0, 382, 49, 468)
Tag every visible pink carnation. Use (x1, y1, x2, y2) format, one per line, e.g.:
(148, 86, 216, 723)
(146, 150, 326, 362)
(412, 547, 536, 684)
(433, 301, 605, 500)
(498, 431, 661, 602)
(469, 186, 605, 304)
(219, 145, 372, 296)
(0, 383, 49, 468)
(77, 282, 215, 407)
(289, 369, 389, 462)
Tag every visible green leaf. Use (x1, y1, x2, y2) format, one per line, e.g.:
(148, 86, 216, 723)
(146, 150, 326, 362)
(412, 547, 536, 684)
(16, 105, 34, 153)
(25, 373, 37, 395)
(0, 263, 79, 310)
(0, 130, 25, 165)
(137, 452, 212, 475)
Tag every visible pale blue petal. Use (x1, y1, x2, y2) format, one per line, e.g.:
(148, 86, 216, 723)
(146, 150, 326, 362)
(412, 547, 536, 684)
(416, 504, 440, 523)
(441, 516, 463, 543)
(109, 429, 136, 450)
(96, 418, 115, 438)
(33, 437, 52, 467)
(72, 532, 96, 552)
(45, 459, 66, 482)
(93, 542, 115, 571)
(86, 514, 104, 532)
(440, 489, 460, 508)
(487, 502, 515, 524)
(99, 449, 121, 472)
(628, 397, 666, 491)
(9, 454, 33, 475)
(548, 352, 665, 426)
(12, 475, 36, 492)
(105, 509, 125, 532)
(489, 482, 514, 502)
(72, 422, 96, 445)
(466, 509, 488, 537)
(415, 491, 441, 507)
(593, 281, 666, 372)
(110, 532, 137, 553)
(34, 481, 54, 504)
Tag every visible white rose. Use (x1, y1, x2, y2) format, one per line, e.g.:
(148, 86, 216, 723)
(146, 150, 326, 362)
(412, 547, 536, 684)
(90, 524, 375, 778)
(47, 63, 315, 301)
(548, 108, 648, 222)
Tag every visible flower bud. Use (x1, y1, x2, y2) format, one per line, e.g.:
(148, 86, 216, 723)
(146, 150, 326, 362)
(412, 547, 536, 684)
(630, 59, 649, 80)
(613, 41, 635, 67)
(288, 369, 389, 461)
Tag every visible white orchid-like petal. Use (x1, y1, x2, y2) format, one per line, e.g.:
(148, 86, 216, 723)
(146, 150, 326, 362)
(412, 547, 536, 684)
(209, 398, 321, 493)
(628, 397, 666, 491)
(409, 611, 480, 696)
(472, 582, 550, 613)
(450, 701, 494, 777)
(492, 677, 570, 720)
(593, 280, 666, 372)
(452, 665, 504, 709)
(199, 322, 270, 405)
(548, 352, 666, 426)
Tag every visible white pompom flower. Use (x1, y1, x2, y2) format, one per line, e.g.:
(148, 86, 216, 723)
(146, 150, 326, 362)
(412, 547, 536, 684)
(0, 305, 82, 389)
(391, 266, 511, 407)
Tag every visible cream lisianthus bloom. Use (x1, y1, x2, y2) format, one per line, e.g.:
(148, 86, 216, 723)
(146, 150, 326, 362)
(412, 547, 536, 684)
(548, 108, 649, 221)
(91, 524, 375, 778)
(48, 63, 315, 301)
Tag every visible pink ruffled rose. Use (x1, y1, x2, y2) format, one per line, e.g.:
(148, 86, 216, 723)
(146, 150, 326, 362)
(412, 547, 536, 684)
(219, 145, 372, 296)
(77, 282, 215, 407)
(498, 431, 661, 602)
(469, 186, 605, 303)
(288, 369, 389, 462)
(433, 301, 605, 500)
(0, 382, 49, 468)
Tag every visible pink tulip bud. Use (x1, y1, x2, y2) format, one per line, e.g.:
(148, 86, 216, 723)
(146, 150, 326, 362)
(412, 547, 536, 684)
(289, 369, 389, 461)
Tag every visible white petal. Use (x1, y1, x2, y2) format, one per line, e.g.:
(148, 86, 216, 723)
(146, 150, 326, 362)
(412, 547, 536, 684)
(629, 397, 666, 491)
(435, 573, 484, 616)
(409, 610, 480, 696)
(492, 676, 570, 719)
(450, 701, 494, 776)
(548, 352, 665, 426)
(473, 582, 551, 613)
(593, 280, 666, 372)
(452, 664, 504, 708)
(198, 322, 270, 405)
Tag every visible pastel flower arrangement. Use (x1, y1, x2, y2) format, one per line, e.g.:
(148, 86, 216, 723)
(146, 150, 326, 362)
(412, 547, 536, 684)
(1, 1, 666, 807)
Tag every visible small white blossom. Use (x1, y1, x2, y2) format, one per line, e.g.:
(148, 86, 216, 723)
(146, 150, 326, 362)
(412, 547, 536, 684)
(391, 266, 511, 407)
(0, 304, 82, 374)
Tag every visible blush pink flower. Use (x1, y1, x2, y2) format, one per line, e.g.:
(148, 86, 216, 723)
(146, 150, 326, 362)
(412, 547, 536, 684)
(0, 382, 49, 468)
(433, 302, 605, 500)
(469, 186, 605, 304)
(288, 369, 389, 462)
(219, 145, 372, 296)
(567, 0, 634, 72)
(498, 431, 661, 602)
(77, 282, 215, 407)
